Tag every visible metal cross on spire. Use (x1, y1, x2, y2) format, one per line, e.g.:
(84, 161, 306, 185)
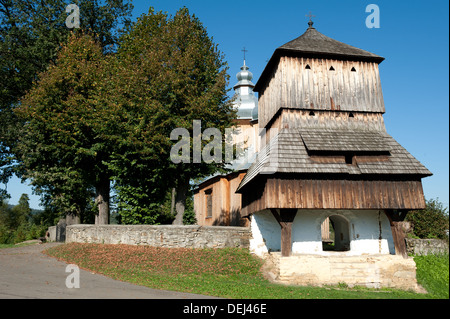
(241, 47, 248, 63)
(306, 11, 316, 28)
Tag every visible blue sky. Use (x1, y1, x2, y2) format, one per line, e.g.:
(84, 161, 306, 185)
(4, 0, 449, 210)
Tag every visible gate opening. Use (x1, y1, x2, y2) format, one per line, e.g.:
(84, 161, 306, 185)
(322, 215, 350, 251)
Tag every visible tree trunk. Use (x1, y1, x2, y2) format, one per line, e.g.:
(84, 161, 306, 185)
(170, 187, 176, 216)
(172, 176, 189, 225)
(95, 175, 110, 225)
(65, 211, 80, 225)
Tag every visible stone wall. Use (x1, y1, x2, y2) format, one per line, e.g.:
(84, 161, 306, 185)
(47, 226, 56, 242)
(405, 238, 449, 256)
(65, 224, 251, 249)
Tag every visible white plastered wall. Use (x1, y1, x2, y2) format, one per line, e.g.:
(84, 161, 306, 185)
(250, 209, 395, 257)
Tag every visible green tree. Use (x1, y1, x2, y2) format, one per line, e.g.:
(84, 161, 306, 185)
(15, 33, 119, 224)
(11, 193, 31, 227)
(0, 200, 11, 226)
(115, 7, 236, 224)
(73, 0, 133, 52)
(1, 0, 132, 212)
(0, 0, 67, 199)
(407, 198, 449, 239)
(0, 194, 30, 236)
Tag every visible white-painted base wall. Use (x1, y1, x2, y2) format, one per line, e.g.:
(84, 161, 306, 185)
(250, 209, 395, 257)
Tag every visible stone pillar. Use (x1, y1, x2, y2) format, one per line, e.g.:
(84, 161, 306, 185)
(55, 218, 67, 242)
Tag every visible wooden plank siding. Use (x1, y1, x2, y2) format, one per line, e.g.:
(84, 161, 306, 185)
(194, 171, 249, 226)
(265, 109, 387, 145)
(241, 176, 426, 217)
(258, 57, 385, 129)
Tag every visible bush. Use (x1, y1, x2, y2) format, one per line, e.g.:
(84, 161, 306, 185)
(407, 198, 449, 239)
(26, 224, 47, 240)
(1, 196, 50, 244)
(183, 207, 197, 225)
(12, 223, 28, 244)
(0, 224, 12, 244)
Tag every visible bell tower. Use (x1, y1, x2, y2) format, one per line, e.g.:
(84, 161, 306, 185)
(237, 20, 431, 259)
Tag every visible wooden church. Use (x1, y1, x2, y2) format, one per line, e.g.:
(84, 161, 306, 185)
(194, 58, 259, 227)
(232, 19, 432, 289)
(195, 18, 431, 289)
(236, 19, 431, 258)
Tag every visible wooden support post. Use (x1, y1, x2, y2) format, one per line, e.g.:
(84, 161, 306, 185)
(270, 208, 297, 257)
(385, 210, 408, 258)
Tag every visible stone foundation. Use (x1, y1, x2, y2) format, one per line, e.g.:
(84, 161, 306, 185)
(263, 252, 423, 292)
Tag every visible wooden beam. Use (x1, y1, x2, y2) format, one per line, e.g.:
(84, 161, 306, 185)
(241, 178, 426, 217)
(385, 210, 408, 258)
(270, 208, 297, 257)
(222, 177, 231, 226)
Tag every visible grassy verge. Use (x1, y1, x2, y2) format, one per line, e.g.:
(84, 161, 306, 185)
(414, 253, 449, 299)
(0, 241, 38, 249)
(0, 244, 16, 249)
(44, 243, 445, 299)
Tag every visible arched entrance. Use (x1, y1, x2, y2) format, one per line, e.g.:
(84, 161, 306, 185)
(322, 215, 351, 251)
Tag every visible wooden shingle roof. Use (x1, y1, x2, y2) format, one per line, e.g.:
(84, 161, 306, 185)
(279, 25, 384, 62)
(301, 130, 391, 152)
(236, 128, 432, 192)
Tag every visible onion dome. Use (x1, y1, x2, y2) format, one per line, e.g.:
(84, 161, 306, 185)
(233, 60, 258, 120)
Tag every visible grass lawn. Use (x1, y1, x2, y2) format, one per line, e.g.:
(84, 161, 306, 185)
(0, 241, 39, 249)
(0, 244, 17, 249)
(415, 253, 449, 299)
(44, 243, 448, 299)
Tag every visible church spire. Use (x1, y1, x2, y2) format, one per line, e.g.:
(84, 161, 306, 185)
(242, 47, 248, 64)
(306, 11, 315, 29)
(233, 53, 258, 120)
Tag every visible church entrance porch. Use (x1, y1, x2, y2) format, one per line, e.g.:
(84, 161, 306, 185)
(249, 209, 395, 257)
(250, 209, 423, 291)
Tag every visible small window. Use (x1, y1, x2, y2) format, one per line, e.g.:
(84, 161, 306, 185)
(345, 154, 353, 165)
(309, 111, 315, 116)
(329, 66, 335, 71)
(351, 67, 356, 72)
(349, 112, 354, 118)
(305, 64, 311, 70)
(205, 189, 213, 218)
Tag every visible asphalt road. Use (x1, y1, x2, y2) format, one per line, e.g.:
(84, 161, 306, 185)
(0, 242, 216, 299)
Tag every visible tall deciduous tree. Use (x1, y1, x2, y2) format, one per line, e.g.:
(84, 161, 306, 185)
(0, 0, 68, 199)
(1, 0, 132, 213)
(15, 33, 119, 224)
(116, 7, 236, 224)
